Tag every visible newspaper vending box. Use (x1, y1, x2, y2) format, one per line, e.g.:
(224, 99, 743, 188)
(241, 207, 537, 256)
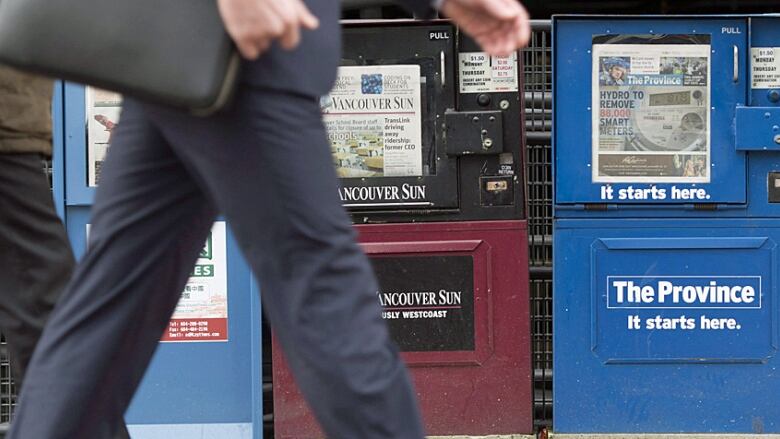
(554, 15, 780, 437)
(56, 85, 263, 439)
(272, 20, 533, 438)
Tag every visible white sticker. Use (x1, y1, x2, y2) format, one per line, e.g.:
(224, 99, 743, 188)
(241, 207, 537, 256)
(163, 222, 229, 343)
(751, 47, 780, 89)
(86, 88, 123, 187)
(85, 221, 230, 343)
(459, 52, 519, 94)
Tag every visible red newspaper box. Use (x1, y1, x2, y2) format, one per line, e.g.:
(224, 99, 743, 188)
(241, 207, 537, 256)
(273, 20, 533, 438)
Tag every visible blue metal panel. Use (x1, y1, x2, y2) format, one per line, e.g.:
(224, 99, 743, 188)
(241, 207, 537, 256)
(124, 223, 256, 426)
(735, 106, 780, 150)
(591, 237, 773, 364)
(554, 218, 780, 433)
(749, 17, 780, 107)
(52, 81, 66, 220)
(64, 207, 90, 258)
(554, 17, 749, 206)
(64, 208, 262, 438)
(63, 83, 96, 206)
(745, 150, 780, 218)
(127, 423, 254, 438)
(249, 278, 263, 437)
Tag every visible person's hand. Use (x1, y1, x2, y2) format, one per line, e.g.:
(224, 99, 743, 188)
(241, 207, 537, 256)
(217, 0, 320, 60)
(440, 0, 530, 56)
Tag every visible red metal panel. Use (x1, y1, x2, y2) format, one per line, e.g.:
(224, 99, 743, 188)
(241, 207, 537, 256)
(273, 220, 532, 437)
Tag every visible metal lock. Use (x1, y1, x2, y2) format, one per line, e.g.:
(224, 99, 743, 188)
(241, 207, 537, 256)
(444, 110, 504, 156)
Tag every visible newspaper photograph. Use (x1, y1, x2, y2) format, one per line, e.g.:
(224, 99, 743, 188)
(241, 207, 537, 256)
(86, 88, 122, 187)
(321, 65, 422, 178)
(592, 36, 711, 183)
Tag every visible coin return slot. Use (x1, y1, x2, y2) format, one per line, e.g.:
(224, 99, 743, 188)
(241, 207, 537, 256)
(769, 172, 780, 203)
(480, 176, 513, 206)
(487, 181, 508, 191)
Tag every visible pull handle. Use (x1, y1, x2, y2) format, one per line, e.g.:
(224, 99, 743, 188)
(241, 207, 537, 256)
(733, 45, 739, 83)
(440, 50, 446, 88)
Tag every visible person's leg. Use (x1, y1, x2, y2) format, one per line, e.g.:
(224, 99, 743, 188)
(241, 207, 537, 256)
(0, 155, 132, 439)
(151, 87, 425, 438)
(7, 99, 217, 439)
(0, 153, 73, 389)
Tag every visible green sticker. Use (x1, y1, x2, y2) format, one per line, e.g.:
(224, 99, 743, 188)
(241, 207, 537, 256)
(190, 264, 214, 277)
(199, 233, 213, 260)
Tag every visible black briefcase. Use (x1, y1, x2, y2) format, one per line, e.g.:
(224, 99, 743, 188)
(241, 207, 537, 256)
(0, 0, 240, 115)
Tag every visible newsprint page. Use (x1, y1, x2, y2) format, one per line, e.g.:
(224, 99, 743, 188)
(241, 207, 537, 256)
(592, 35, 711, 183)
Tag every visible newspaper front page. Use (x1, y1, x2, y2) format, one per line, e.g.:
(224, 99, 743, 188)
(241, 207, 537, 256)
(322, 65, 423, 178)
(592, 36, 711, 183)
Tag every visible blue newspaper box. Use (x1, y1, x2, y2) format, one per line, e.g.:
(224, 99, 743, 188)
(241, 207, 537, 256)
(54, 84, 264, 438)
(554, 15, 780, 436)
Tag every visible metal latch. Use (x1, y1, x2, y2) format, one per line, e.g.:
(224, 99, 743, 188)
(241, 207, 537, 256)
(735, 106, 780, 151)
(444, 110, 504, 156)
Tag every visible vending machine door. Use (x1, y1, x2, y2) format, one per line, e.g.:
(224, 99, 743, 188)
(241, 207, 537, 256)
(555, 18, 748, 206)
(328, 22, 458, 210)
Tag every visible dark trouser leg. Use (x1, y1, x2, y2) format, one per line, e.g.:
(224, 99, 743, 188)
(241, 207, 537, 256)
(0, 156, 131, 439)
(151, 87, 425, 439)
(7, 100, 217, 439)
(0, 154, 73, 388)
